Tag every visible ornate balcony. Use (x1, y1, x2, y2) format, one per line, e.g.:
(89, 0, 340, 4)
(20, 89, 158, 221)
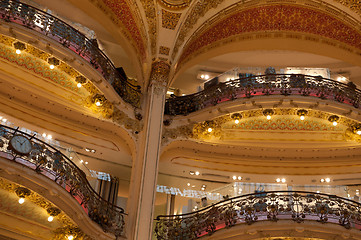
(0, 0, 141, 107)
(155, 191, 361, 239)
(165, 74, 360, 115)
(0, 125, 125, 237)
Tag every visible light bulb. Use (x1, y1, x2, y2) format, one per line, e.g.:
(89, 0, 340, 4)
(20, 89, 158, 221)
(85, 161, 88, 165)
(68, 235, 74, 240)
(77, 83, 82, 88)
(235, 119, 239, 124)
(333, 121, 337, 126)
(300, 116, 305, 120)
(207, 128, 213, 133)
(48, 216, 53, 222)
(95, 101, 101, 106)
(18, 198, 25, 204)
(49, 64, 55, 69)
(187, 183, 190, 186)
(321, 178, 325, 183)
(47, 135, 52, 140)
(238, 176, 242, 180)
(267, 115, 271, 120)
(15, 49, 21, 54)
(357, 130, 361, 135)
(325, 178, 331, 183)
(276, 178, 281, 183)
(42, 133, 47, 138)
(281, 178, 286, 183)
(232, 176, 237, 180)
(195, 171, 200, 176)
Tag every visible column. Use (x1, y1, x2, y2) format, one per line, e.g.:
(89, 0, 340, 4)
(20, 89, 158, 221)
(126, 60, 170, 240)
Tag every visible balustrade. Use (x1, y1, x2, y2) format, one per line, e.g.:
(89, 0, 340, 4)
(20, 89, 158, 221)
(0, 125, 125, 237)
(155, 191, 361, 239)
(165, 74, 361, 115)
(0, 0, 141, 107)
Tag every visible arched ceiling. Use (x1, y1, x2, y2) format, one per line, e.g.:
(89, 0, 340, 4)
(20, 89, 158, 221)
(25, 0, 361, 88)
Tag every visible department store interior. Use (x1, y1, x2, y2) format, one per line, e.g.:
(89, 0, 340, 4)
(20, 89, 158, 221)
(1, 0, 361, 239)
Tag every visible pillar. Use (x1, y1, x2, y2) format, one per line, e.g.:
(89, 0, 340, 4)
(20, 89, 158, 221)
(126, 60, 170, 240)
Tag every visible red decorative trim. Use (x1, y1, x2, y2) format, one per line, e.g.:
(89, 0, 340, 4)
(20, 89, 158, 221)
(179, 4, 361, 64)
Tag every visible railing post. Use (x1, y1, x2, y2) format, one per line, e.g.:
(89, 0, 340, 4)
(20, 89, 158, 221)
(126, 60, 170, 240)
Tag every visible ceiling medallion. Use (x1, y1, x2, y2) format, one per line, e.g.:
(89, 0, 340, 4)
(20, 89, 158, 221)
(158, 0, 192, 10)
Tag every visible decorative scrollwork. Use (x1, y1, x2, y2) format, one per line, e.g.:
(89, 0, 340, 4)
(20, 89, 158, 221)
(155, 191, 361, 239)
(0, 125, 125, 237)
(0, 0, 141, 107)
(165, 74, 361, 115)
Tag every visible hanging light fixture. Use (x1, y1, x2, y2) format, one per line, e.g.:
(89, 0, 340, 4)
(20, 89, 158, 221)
(297, 109, 308, 121)
(263, 109, 274, 120)
(13, 41, 26, 54)
(47, 57, 60, 69)
(47, 207, 61, 222)
(328, 115, 340, 126)
(15, 187, 31, 204)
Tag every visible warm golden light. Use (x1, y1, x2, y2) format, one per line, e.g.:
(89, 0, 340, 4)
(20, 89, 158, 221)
(266, 115, 271, 120)
(232, 176, 237, 180)
(235, 119, 239, 124)
(276, 178, 281, 183)
(18, 198, 25, 204)
(15, 49, 21, 54)
(49, 64, 55, 69)
(300, 116, 305, 120)
(281, 178, 286, 183)
(238, 176, 242, 180)
(333, 121, 337, 126)
(195, 171, 200, 176)
(77, 83, 82, 88)
(325, 178, 331, 183)
(48, 216, 53, 222)
(207, 128, 213, 133)
(68, 235, 74, 240)
(357, 130, 361, 135)
(95, 101, 101, 107)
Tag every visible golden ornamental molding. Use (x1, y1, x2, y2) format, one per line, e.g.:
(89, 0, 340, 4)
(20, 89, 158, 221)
(138, 0, 158, 55)
(149, 60, 171, 84)
(161, 9, 182, 30)
(173, 0, 361, 63)
(158, 0, 192, 10)
(171, 0, 225, 60)
(0, 177, 91, 239)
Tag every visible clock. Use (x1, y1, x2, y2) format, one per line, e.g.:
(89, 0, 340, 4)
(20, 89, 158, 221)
(9, 135, 32, 155)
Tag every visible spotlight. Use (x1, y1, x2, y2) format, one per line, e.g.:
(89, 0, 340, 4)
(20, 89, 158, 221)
(13, 41, 26, 54)
(195, 171, 200, 176)
(232, 176, 237, 180)
(18, 198, 25, 204)
(325, 178, 331, 183)
(263, 109, 274, 120)
(47, 57, 60, 69)
(320, 179, 325, 183)
(300, 116, 305, 120)
(333, 121, 337, 126)
(85, 161, 88, 165)
(357, 131, 361, 135)
(68, 235, 74, 240)
(235, 119, 239, 124)
(276, 178, 281, 183)
(48, 216, 54, 222)
(207, 128, 213, 133)
(238, 176, 242, 180)
(77, 83, 82, 88)
(281, 178, 286, 183)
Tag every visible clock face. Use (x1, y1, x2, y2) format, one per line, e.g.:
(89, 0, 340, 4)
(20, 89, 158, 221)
(9, 135, 32, 155)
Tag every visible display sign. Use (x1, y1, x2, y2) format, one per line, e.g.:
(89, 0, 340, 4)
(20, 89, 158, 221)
(157, 185, 223, 201)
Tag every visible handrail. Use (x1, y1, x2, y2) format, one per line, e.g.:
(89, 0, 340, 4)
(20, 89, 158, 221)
(0, 0, 141, 107)
(0, 124, 125, 237)
(155, 190, 361, 239)
(165, 74, 361, 115)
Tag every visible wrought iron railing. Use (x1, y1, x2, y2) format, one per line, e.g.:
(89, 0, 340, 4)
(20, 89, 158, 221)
(165, 74, 361, 115)
(0, 125, 125, 237)
(0, 0, 141, 107)
(155, 191, 361, 239)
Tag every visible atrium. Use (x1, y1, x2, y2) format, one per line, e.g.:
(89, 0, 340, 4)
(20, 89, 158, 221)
(0, 0, 361, 239)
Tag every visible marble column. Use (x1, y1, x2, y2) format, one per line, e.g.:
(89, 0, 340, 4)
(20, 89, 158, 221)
(126, 60, 170, 240)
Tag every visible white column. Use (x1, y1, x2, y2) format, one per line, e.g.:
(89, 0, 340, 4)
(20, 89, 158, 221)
(126, 61, 170, 240)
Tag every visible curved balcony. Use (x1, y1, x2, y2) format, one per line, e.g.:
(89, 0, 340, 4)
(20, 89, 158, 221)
(0, 124, 125, 237)
(165, 74, 361, 115)
(155, 191, 361, 239)
(0, 0, 141, 107)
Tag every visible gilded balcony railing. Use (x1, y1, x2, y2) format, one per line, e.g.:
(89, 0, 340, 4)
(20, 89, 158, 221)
(0, 125, 125, 237)
(155, 191, 361, 239)
(165, 74, 360, 115)
(0, 0, 141, 107)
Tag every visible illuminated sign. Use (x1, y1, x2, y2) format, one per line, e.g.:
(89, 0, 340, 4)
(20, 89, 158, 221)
(156, 185, 223, 201)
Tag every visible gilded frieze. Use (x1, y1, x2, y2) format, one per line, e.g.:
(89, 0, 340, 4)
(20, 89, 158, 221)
(90, 0, 147, 59)
(0, 178, 90, 239)
(334, 0, 361, 16)
(171, 0, 225, 59)
(161, 9, 182, 30)
(138, 0, 158, 55)
(162, 109, 361, 143)
(178, 4, 361, 67)
(158, 0, 192, 10)
(159, 46, 170, 55)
